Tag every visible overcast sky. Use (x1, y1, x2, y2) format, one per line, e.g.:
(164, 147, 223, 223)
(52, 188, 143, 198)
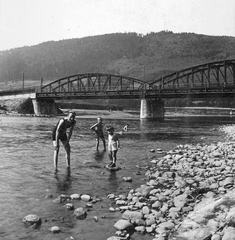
(0, 0, 235, 51)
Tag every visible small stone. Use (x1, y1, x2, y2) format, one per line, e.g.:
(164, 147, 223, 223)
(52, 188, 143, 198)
(81, 194, 92, 201)
(70, 193, 80, 200)
(74, 207, 87, 220)
(64, 203, 74, 210)
(123, 177, 132, 182)
(50, 226, 60, 233)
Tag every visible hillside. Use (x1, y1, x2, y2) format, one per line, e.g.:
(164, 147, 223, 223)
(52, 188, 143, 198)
(1, 31, 235, 87)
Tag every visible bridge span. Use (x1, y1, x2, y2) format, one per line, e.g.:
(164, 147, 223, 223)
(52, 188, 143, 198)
(0, 59, 235, 118)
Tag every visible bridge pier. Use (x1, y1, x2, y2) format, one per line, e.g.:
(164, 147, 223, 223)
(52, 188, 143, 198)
(140, 98, 165, 119)
(32, 98, 58, 116)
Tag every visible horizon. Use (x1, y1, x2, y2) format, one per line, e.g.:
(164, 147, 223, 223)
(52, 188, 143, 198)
(0, 0, 235, 51)
(0, 30, 234, 52)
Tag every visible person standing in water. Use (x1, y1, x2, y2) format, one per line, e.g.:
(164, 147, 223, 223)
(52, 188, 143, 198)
(106, 126, 120, 168)
(106, 125, 128, 168)
(90, 117, 106, 151)
(52, 111, 76, 173)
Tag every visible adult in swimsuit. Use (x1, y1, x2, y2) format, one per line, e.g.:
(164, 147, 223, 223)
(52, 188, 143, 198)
(52, 111, 76, 173)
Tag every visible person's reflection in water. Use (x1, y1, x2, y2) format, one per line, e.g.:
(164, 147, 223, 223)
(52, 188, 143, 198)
(107, 171, 119, 192)
(54, 168, 72, 191)
(94, 150, 106, 162)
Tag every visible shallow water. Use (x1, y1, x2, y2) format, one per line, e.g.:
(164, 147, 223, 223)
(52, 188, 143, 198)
(0, 115, 233, 240)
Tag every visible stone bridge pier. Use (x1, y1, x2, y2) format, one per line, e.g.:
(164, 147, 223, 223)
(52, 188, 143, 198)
(32, 98, 58, 116)
(140, 98, 165, 119)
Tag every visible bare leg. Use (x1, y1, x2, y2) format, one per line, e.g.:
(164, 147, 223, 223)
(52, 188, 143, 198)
(112, 150, 117, 164)
(96, 138, 100, 151)
(62, 141, 71, 168)
(53, 141, 59, 173)
(102, 139, 106, 151)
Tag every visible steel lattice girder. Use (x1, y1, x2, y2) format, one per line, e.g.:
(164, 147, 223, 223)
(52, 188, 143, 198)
(40, 73, 149, 93)
(150, 59, 235, 88)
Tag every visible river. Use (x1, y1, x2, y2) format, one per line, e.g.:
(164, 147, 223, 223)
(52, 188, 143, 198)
(0, 114, 233, 240)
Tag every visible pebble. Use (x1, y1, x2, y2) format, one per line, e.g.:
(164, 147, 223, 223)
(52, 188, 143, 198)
(49, 226, 60, 233)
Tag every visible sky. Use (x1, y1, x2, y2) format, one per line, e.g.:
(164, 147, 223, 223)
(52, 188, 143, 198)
(0, 0, 235, 51)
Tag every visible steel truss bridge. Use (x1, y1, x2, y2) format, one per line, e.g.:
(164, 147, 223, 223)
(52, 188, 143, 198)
(37, 59, 235, 99)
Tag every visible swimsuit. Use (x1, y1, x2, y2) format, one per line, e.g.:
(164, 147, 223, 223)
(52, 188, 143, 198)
(108, 134, 119, 151)
(52, 118, 75, 141)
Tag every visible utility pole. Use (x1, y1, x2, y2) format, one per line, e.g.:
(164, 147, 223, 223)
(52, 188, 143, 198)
(40, 77, 43, 90)
(22, 72, 25, 90)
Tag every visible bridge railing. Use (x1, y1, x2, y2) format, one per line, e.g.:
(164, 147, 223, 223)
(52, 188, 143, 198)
(150, 82, 235, 90)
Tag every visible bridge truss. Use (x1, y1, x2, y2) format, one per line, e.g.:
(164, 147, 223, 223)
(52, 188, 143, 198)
(37, 73, 149, 99)
(147, 59, 235, 98)
(36, 59, 235, 100)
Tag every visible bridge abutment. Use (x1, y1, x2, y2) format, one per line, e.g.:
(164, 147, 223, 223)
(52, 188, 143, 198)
(140, 99, 165, 119)
(32, 98, 58, 116)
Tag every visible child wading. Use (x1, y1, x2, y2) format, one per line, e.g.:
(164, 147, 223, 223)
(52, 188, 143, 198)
(106, 126, 120, 168)
(90, 117, 106, 151)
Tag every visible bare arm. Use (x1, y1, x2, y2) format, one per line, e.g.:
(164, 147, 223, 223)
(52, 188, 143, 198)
(54, 119, 64, 150)
(117, 139, 120, 149)
(90, 122, 98, 131)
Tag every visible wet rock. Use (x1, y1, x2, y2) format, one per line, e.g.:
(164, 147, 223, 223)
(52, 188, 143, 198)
(107, 194, 116, 199)
(22, 214, 41, 228)
(45, 194, 53, 198)
(81, 194, 92, 201)
(64, 203, 74, 210)
(70, 193, 80, 200)
(123, 177, 132, 182)
(49, 226, 60, 233)
(74, 207, 87, 220)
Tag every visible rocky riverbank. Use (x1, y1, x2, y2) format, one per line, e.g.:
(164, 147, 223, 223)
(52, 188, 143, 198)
(103, 125, 235, 240)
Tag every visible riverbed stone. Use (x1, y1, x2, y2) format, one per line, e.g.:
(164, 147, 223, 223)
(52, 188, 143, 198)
(222, 227, 235, 240)
(122, 210, 143, 222)
(135, 185, 152, 197)
(50, 226, 60, 233)
(81, 194, 92, 201)
(64, 203, 74, 210)
(114, 219, 134, 232)
(74, 207, 87, 220)
(70, 193, 80, 200)
(22, 214, 41, 228)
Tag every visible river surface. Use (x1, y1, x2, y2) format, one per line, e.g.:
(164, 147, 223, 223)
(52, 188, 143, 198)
(0, 114, 234, 240)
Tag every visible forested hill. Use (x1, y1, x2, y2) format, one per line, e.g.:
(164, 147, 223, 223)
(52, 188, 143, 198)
(1, 31, 235, 83)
